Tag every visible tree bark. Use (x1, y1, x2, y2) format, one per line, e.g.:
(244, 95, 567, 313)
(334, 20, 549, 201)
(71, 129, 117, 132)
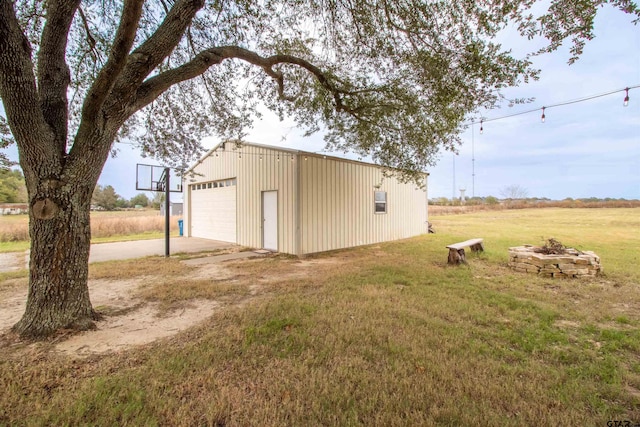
(12, 180, 100, 337)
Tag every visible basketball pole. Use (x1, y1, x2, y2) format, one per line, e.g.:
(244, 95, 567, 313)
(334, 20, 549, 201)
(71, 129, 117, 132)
(164, 167, 170, 257)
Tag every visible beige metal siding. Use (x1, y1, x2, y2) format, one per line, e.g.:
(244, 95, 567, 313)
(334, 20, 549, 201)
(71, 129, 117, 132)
(184, 144, 298, 254)
(299, 156, 427, 254)
(236, 146, 297, 254)
(184, 142, 429, 256)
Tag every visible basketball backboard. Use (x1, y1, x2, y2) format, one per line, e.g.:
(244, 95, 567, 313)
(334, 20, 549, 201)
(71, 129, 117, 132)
(136, 164, 182, 192)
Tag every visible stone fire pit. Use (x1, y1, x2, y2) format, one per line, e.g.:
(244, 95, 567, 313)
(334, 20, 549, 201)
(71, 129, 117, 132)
(508, 245, 601, 278)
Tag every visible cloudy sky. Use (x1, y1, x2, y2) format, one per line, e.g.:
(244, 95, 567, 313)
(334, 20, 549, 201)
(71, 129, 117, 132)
(438, 7, 640, 200)
(3, 6, 639, 201)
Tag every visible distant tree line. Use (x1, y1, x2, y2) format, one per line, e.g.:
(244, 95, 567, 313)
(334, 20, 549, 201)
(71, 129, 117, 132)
(430, 196, 639, 208)
(0, 168, 27, 203)
(431, 184, 638, 207)
(91, 185, 164, 211)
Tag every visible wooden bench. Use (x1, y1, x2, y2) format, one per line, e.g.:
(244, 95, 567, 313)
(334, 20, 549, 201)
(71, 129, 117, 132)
(447, 238, 484, 265)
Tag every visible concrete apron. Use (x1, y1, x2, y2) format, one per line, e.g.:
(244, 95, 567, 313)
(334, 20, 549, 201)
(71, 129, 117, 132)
(0, 237, 242, 272)
(0, 252, 26, 272)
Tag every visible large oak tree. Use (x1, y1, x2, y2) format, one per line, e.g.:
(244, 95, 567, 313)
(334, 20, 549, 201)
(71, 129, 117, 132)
(1, 0, 637, 337)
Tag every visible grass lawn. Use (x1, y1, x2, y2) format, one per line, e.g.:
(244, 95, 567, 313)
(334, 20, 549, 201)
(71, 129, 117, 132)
(0, 208, 639, 425)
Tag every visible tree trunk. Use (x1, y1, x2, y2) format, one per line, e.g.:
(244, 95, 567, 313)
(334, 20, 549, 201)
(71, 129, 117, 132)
(12, 183, 100, 337)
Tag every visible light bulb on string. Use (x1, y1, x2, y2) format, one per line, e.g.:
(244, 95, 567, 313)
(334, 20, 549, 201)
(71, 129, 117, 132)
(624, 88, 629, 107)
(541, 107, 546, 123)
(277, 155, 280, 161)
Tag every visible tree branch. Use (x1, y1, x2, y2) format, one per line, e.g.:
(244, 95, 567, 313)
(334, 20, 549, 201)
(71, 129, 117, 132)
(381, 0, 441, 54)
(67, 0, 146, 184)
(132, 46, 348, 113)
(0, 1, 57, 177)
(68, 0, 204, 185)
(37, 0, 81, 156)
(107, 0, 205, 114)
(77, 7, 97, 56)
(80, 0, 145, 127)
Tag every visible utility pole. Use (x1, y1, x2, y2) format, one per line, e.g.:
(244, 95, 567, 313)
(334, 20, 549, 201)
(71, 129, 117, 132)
(471, 124, 475, 198)
(452, 153, 456, 201)
(164, 167, 170, 257)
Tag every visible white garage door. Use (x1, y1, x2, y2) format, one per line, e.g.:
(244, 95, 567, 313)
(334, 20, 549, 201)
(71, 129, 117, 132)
(190, 182, 236, 243)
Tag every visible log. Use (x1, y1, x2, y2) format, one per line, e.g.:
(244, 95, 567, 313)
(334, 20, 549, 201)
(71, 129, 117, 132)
(448, 248, 467, 265)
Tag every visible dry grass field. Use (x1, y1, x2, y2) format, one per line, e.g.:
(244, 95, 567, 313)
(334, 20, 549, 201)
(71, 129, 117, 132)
(0, 208, 638, 425)
(0, 210, 179, 252)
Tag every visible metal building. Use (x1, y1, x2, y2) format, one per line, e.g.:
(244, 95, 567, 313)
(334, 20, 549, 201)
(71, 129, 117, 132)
(183, 141, 428, 255)
(160, 201, 183, 216)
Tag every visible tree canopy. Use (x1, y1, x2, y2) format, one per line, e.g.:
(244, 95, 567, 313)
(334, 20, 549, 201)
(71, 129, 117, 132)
(0, 168, 27, 203)
(91, 185, 122, 210)
(500, 184, 530, 200)
(130, 193, 150, 208)
(1, 1, 638, 176)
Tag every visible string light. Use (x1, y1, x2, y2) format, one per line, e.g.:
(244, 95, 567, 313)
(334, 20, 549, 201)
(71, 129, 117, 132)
(479, 119, 483, 135)
(541, 107, 546, 123)
(624, 88, 629, 107)
(208, 151, 325, 160)
(467, 84, 638, 128)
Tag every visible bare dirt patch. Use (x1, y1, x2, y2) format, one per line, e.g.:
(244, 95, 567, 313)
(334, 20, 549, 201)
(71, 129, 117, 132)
(56, 299, 221, 357)
(0, 253, 353, 359)
(0, 266, 235, 358)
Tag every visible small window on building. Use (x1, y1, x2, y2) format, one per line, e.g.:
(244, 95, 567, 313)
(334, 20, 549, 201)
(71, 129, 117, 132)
(207, 182, 212, 189)
(374, 191, 387, 214)
(231, 178, 237, 186)
(212, 181, 218, 188)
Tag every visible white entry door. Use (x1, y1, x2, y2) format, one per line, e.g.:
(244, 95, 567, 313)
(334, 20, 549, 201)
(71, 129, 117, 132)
(262, 191, 278, 251)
